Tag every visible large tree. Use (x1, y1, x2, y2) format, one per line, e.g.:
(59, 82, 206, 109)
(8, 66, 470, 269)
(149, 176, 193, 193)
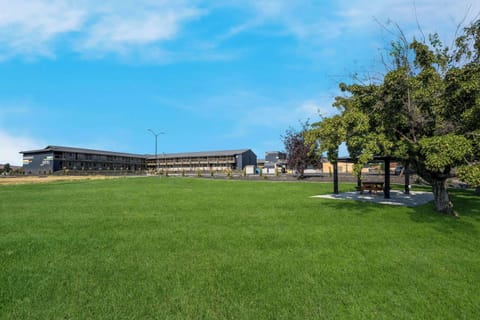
(308, 20, 480, 216)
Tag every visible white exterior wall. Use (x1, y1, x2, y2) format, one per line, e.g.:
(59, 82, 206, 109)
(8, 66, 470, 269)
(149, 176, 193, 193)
(245, 165, 256, 175)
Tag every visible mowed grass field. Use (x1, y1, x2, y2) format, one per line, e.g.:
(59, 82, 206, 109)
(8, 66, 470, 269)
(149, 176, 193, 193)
(1, 177, 479, 319)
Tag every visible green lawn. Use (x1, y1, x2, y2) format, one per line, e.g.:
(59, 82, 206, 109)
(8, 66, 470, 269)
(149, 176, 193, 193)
(1, 177, 479, 319)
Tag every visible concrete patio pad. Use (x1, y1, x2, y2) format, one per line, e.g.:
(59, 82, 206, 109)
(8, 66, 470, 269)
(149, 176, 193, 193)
(312, 190, 434, 207)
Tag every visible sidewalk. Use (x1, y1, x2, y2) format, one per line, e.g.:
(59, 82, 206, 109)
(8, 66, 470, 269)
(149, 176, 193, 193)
(311, 190, 434, 207)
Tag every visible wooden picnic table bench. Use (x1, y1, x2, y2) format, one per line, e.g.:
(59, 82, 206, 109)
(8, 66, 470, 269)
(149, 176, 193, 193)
(356, 181, 384, 194)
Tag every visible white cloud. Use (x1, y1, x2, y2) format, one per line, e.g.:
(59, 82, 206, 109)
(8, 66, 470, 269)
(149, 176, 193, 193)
(335, 0, 480, 34)
(298, 100, 326, 118)
(246, 98, 334, 128)
(0, 0, 203, 60)
(77, 4, 203, 56)
(220, 0, 480, 43)
(227, 0, 334, 40)
(0, 0, 478, 61)
(0, 130, 43, 165)
(0, 102, 45, 165)
(0, 0, 85, 58)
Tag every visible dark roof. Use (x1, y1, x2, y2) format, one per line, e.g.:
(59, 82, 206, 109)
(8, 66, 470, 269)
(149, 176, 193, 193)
(20, 146, 256, 160)
(147, 149, 254, 160)
(20, 145, 146, 158)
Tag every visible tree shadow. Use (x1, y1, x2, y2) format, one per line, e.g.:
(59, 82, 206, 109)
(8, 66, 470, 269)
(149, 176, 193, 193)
(408, 190, 479, 236)
(312, 191, 479, 236)
(450, 189, 480, 219)
(311, 198, 401, 216)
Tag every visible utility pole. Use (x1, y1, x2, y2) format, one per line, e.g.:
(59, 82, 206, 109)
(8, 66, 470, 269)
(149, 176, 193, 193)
(147, 129, 165, 173)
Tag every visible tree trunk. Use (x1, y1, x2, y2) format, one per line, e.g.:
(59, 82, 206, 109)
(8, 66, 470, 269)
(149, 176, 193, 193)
(431, 178, 457, 217)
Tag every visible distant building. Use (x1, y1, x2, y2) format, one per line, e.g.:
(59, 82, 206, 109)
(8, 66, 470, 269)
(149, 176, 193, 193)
(263, 151, 287, 174)
(20, 146, 147, 175)
(147, 149, 256, 172)
(321, 161, 401, 175)
(20, 146, 257, 174)
(322, 161, 354, 174)
(265, 151, 287, 164)
(256, 158, 265, 168)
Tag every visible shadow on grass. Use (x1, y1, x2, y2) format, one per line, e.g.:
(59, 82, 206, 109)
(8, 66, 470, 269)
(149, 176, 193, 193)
(312, 198, 391, 216)
(315, 190, 479, 236)
(450, 189, 480, 219)
(407, 189, 479, 236)
(408, 205, 478, 236)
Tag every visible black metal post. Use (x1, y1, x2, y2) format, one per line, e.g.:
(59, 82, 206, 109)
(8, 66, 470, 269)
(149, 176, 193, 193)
(404, 164, 410, 194)
(384, 157, 390, 199)
(333, 161, 339, 194)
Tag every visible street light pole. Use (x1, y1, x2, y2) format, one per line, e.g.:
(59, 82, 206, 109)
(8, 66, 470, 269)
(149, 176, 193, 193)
(147, 129, 165, 173)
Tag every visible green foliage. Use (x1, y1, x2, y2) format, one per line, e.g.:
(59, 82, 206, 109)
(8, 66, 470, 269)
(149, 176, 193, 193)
(1, 163, 11, 173)
(283, 122, 321, 177)
(307, 116, 346, 164)
(457, 164, 480, 187)
(419, 135, 473, 172)
(307, 19, 480, 214)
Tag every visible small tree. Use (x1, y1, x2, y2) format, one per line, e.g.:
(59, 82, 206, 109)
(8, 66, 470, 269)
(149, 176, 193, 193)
(282, 122, 321, 179)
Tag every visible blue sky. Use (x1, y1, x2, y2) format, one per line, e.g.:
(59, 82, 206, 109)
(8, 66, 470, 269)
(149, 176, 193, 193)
(1, 0, 479, 165)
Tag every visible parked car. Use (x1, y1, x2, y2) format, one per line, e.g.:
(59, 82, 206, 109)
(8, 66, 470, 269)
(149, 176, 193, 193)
(394, 166, 415, 175)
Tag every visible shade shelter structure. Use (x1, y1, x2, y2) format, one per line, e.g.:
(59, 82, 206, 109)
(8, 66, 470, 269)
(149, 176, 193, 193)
(334, 156, 411, 199)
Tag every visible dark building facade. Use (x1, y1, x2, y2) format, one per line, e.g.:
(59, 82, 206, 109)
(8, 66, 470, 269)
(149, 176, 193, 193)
(20, 146, 146, 174)
(20, 146, 257, 174)
(265, 151, 287, 164)
(264, 151, 287, 170)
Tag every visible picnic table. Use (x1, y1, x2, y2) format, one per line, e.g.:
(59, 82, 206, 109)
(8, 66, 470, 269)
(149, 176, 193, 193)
(357, 181, 384, 194)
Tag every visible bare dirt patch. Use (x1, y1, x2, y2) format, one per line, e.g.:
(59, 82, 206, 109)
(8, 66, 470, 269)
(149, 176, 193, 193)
(0, 175, 118, 185)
